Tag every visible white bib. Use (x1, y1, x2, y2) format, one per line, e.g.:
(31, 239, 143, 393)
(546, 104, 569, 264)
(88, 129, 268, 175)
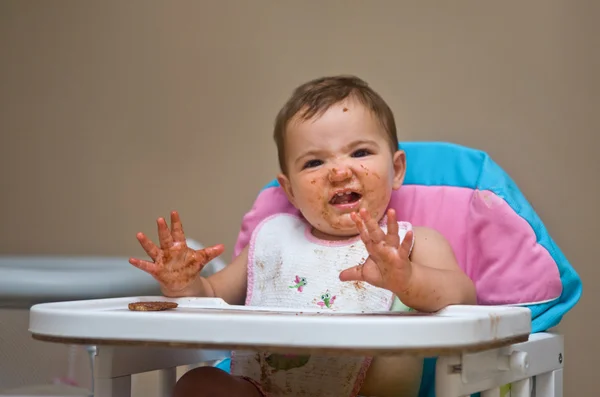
(231, 213, 413, 397)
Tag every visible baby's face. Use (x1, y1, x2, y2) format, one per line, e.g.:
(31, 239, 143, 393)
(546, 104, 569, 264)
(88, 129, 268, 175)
(277, 99, 405, 240)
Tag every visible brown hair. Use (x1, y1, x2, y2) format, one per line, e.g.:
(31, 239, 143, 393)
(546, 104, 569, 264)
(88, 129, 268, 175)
(273, 75, 399, 174)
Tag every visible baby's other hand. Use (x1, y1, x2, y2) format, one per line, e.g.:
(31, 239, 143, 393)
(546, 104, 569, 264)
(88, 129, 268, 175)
(129, 211, 224, 294)
(339, 208, 413, 294)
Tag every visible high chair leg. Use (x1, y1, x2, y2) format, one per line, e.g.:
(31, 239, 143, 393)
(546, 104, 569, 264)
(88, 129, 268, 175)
(94, 347, 132, 397)
(157, 368, 177, 397)
(95, 376, 132, 397)
(535, 369, 563, 397)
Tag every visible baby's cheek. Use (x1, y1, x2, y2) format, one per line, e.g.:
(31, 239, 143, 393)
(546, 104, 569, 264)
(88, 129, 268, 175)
(303, 188, 324, 206)
(302, 178, 326, 200)
(296, 175, 331, 219)
(296, 191, 325, 221)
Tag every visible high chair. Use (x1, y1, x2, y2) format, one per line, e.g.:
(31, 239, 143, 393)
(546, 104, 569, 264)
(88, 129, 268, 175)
(28, 142, 582, 397)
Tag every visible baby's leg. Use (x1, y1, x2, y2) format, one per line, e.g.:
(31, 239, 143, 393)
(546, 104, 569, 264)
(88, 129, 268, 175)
(173, 366, 264, 397)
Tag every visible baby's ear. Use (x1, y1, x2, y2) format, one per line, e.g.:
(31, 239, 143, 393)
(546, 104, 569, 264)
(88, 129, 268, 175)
(392, 150, 406, 190)
(277, 173, 298, 208)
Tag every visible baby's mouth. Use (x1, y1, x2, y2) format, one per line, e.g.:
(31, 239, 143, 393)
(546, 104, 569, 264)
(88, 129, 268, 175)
(329, 191, 362, 205)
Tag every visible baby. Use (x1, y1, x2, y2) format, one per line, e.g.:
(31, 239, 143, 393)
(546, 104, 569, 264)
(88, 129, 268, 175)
(129, 75, 477, 397)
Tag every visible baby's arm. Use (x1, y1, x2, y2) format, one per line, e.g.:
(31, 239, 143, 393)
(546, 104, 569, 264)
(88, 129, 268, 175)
(339, 208, 476, 313)
(406, 226, 477, 311)
(168, 245, 249, 305)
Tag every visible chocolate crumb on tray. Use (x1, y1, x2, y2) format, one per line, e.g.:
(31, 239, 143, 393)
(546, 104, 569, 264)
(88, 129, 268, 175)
(128, 301, 178, 311)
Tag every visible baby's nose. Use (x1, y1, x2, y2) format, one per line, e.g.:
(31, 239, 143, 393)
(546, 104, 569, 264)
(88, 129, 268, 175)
(328, 166, 352, 183)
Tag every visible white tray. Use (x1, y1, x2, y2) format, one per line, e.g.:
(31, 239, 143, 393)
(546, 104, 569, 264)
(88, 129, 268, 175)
(29, 297, 531, 355)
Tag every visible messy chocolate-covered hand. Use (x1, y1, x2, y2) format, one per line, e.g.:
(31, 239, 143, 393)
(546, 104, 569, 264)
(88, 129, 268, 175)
(129, 211, 224, 294)
(339, 208, 413, 294)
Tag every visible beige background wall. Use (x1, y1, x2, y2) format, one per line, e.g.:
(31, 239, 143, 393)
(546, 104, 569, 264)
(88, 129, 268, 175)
(1, 1, 598, 395)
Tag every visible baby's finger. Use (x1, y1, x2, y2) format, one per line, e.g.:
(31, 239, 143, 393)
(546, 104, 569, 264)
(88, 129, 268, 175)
(360, 209, 386, 243)
(136, 232, 160, 261)
(157, 217, 174, 250)
(170, 211, 186, 242)
(351, 212, 370, 242)
(400, 230, 415, 255)
(338, 265, 365, 282)
(129, 257, 158, 274)
(194, 244, 225, 266)
(386, 209, 400, 247)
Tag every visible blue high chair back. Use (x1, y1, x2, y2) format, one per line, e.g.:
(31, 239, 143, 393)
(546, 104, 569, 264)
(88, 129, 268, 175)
(226, 141, 582, 397)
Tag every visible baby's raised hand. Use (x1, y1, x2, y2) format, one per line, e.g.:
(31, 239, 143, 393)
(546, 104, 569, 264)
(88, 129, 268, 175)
(129, 211, 224, 294)
(339, 208, 413, 294)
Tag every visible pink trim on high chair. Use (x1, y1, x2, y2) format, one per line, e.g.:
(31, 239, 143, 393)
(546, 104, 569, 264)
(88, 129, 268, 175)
(233, 185, 563, 306)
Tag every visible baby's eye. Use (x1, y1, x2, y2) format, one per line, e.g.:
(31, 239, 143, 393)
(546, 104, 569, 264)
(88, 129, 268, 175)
(351, 149, 370, 158)
(320, 294, 326, 300)
(303, 159, 323, 169)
